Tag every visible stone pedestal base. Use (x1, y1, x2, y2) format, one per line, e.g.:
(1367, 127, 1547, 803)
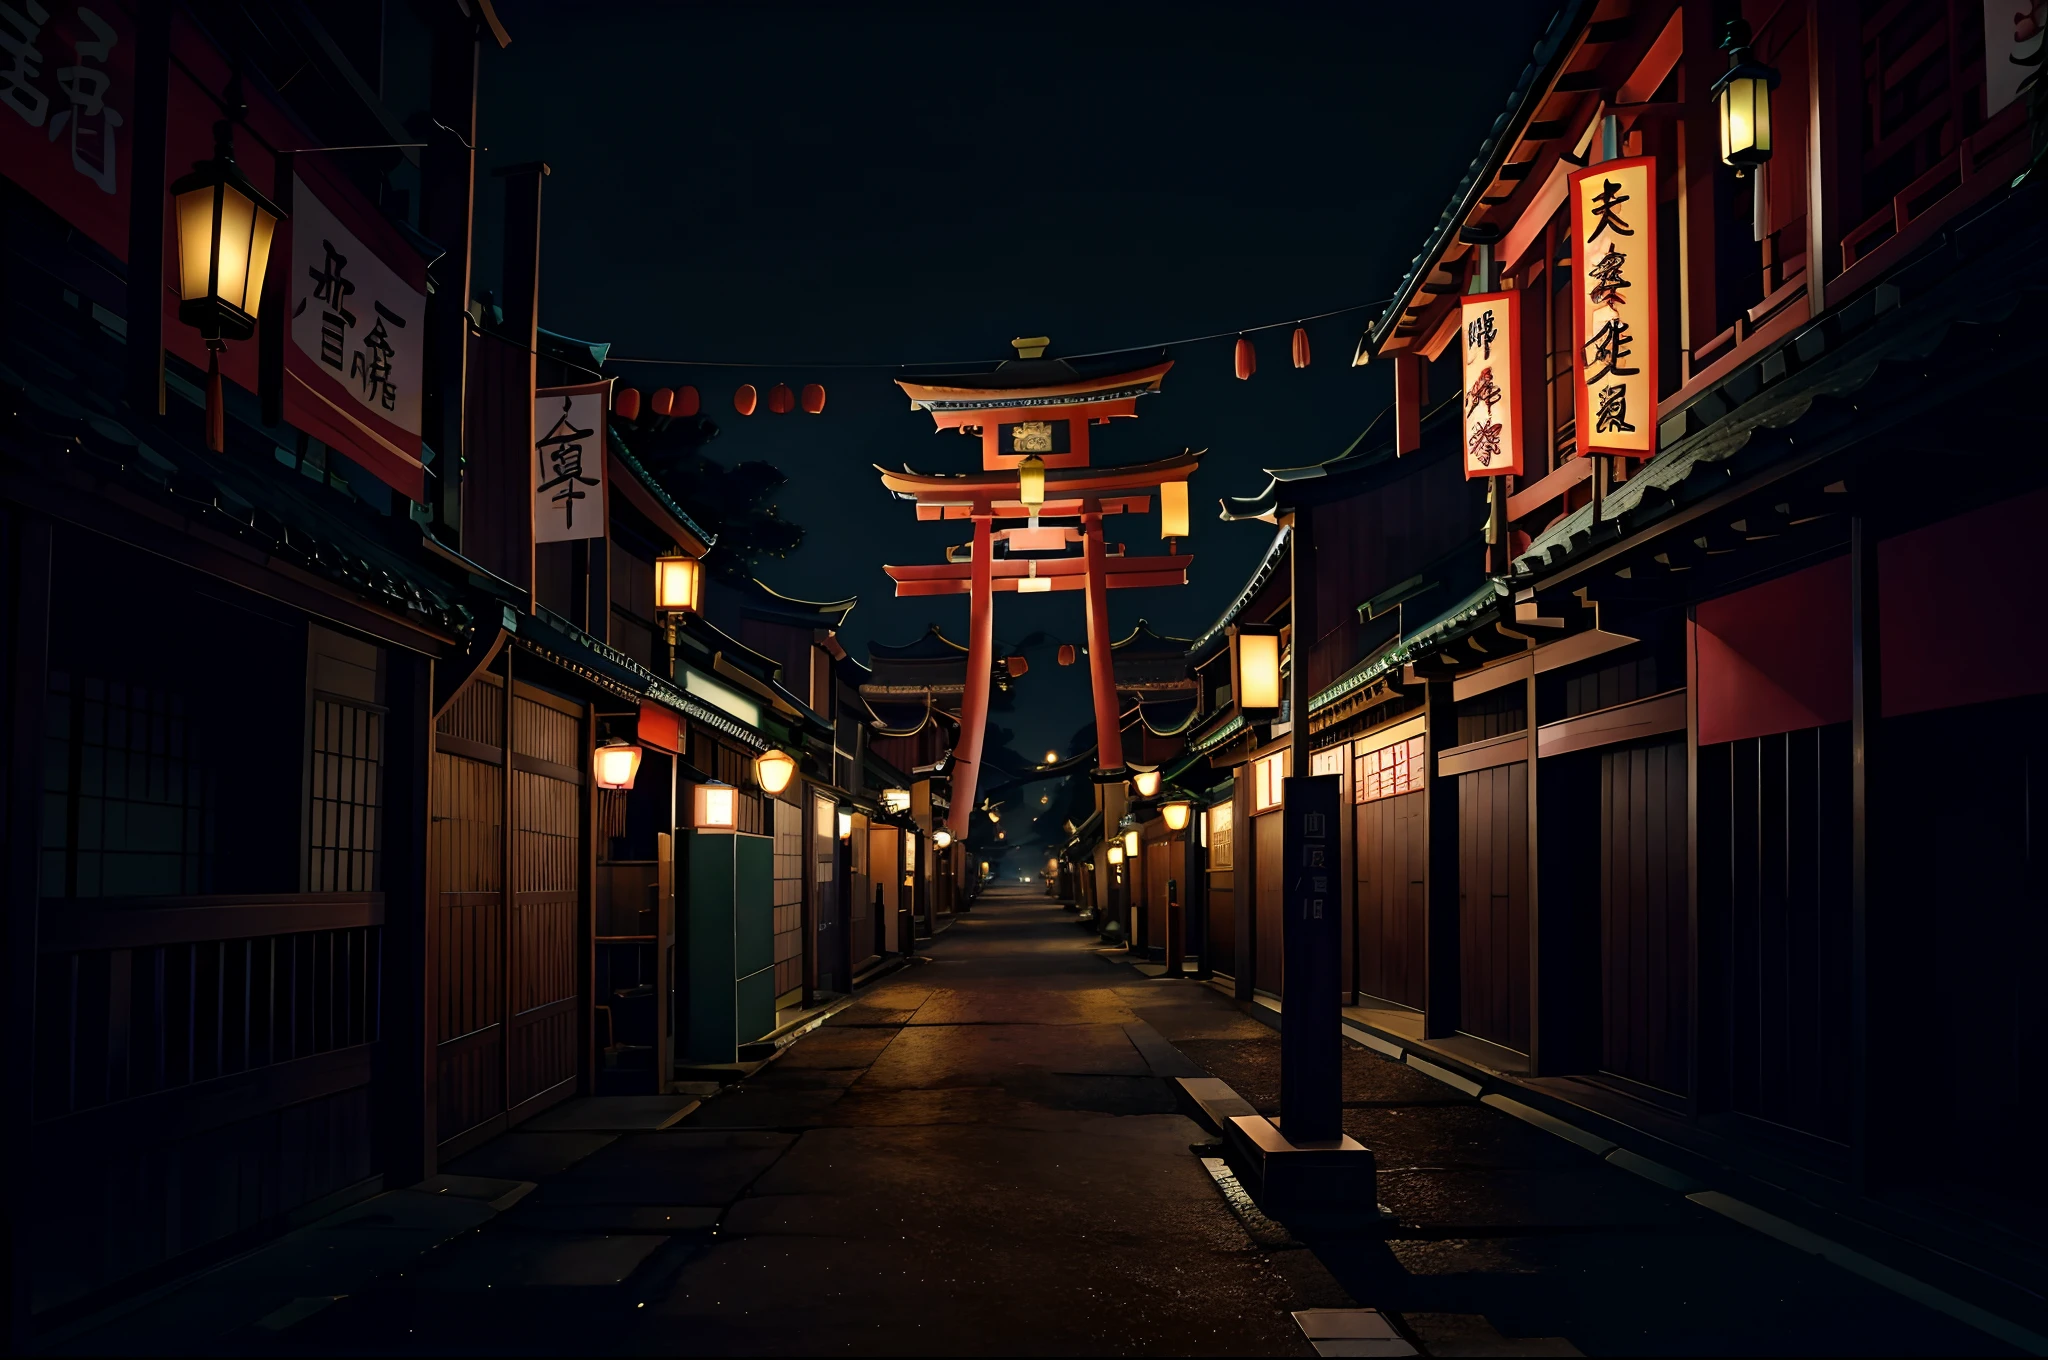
(1225, 1114, 1377, 1227)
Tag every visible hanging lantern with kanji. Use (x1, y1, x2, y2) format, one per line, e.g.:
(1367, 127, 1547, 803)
(1291, 326, 1311, 369)
(801, 383, 827, 414)
(1234, 335, 1256, 380)
(767, 382, 796, 414)
(734, 383, 758, 416)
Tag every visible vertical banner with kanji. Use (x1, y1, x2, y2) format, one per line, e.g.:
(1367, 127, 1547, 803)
(1459, 290, 1522, 478)
(1570, 156, 1658, 460)
(285, 159, 428, 502)
(533, 381, 609, 543)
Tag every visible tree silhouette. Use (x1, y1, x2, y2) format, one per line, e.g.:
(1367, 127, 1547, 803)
(625, 416, 805, 586)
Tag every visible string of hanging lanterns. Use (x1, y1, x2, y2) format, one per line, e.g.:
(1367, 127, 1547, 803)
(601, 295, 1391, 418)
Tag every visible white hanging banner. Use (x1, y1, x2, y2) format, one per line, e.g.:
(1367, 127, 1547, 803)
(533, 381, 610, 543)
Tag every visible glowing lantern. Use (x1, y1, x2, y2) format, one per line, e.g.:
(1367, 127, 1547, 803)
(654, 555, 703, 614)
(1058, 644, 1076, 667)
(837, 809, 853, 839)
(675, 385, 702, 416)
(1108, 845, 1124, 866)
(767, 382, 796, 414)
(734, 383, 759, 416)
(1131, 768, 1161, 799)
(649, 388, 675, 417)
(1123, 828, 1140, 858)
(171, 119, 283, 452)
(1044, 749, 1058, 763)
(1234, 334, 1256, 380)
(693, 780, 737, 830)
(593, 739, 644, 791)
(934, 829, 953, 849)
(882, 787, 911, 813)
(1017, 453, 1046, 511)
(801, 383, 827, 414)
(753, 747, 797, 795)
(613, 387, 642, 421)
(1291, 325, 1311, 369)
(1230, 623, 1283, 713)
(1162, 798, 1193, 832)
(1713, 19, 1776, 175)
(1160, 480, 1189, 540)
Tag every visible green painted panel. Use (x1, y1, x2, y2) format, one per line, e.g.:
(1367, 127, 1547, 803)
(734, 832, 773, 977)
(684, 830, 737, 1063)
(736, 966, 776, 1046)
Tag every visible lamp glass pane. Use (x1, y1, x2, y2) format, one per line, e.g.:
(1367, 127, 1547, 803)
(175, 186, 216, 303)
(1123, 829, 1140, 857)
(700, 785, 736, 828)
(243, 203, 277, 317)
(1160, 480, 1189, 538)
(1108, 845, 1123, 865)
(215, 182, 257, 312)
(755, 748, 796, 794)
(655, 556, 700, 611)
(1237, 632, 1282, 710)
(1753, 76, 1770, 152)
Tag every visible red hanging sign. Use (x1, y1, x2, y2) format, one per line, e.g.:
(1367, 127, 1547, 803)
(1570, 156, 1659, 460)
(1459, 290, 1522, 478)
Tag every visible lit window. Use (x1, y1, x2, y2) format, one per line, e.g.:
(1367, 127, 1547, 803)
(1354, 735, 1426, 804)
(1251, 750, 1288, 813)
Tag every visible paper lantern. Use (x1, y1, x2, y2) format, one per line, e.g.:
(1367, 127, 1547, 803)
(801, 383, 826, 414)
(613, 387, 641, 421)
(593, 739, 643, 791)
(1159, 480, 1189, 539)
(653, 554, 703, 613)
(1234, 335, 1256, 380)
(1230, 623, 1282, 713)
(734, 383, 759, 416)
(767, 382, 796, 414)
(1131, 768, 1161, 799)
(1058, 644, 1076, 666)
(649, 387, 675, 417)
(1292, 326, 1311, 369)
(675, 385, 701, 416)
(753, 747, 797, 795)
(693, 780, 738, 831)
(1162, 799, 1193, 832)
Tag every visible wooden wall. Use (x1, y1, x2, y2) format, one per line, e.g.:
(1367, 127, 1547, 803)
(1696, 723, 1852, 1144)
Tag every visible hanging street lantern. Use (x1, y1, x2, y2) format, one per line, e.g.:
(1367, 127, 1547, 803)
(1291, 325, 1312, 369)
(675, 385, 702, 416)
(693, 779, 738, 830)
(1057, 644, 1077, 667)
(1159, 480, 1189, 540)
(1122, 826, 1140, 858)
(1712, 18, 1778, 176)
(882, 787, 911, 813)
(592, 739, 644, 791)
(801, 383, 827, 414)
(767, 382, 796, 414)
(753, 747, 797, 795)
(654, 554, 704, 614)
(1131, 767, 1161, 799)
(1017, 452, 1046, 519)
(1162, 797, 1193, 832)
(934, 828, 953, 849)
(171, 117, 284, 453)
(1107, 844, 1124, 866)
(1233, 334, 1256, 380)
(1229, 622, 1283, 714)
(734, 383, 759, 416)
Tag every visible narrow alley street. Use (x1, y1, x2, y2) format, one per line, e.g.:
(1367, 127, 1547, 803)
(58, 891, 2015, 1357)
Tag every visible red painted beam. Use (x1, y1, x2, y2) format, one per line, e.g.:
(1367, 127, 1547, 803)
(948, 513, 996, 840)
(1082, 512, 1125, 773)
(884, 554, 1195, 597)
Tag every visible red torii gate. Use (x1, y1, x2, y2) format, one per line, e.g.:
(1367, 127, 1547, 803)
(879, 349, 1199, 838)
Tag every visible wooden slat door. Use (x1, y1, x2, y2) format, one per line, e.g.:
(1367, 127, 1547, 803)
(1599, 735, 1690, 1096)
(1356, 788, 1427, 1008)
(1457, 763, 1530, 1053)
(507, 683, 583, 1119)
(1144, 838, 1172, 955)
(1254, 810, 1284, 995)
(432, 673, 507, 1145)
(432, 665, 585, 1154)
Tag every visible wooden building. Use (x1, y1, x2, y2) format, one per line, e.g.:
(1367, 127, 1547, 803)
(1179, 0, 2048, 1299)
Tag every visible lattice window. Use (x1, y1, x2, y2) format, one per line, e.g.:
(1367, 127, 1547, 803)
(773, 798, 804, 1001)
(1251, 751, 1288, 813)
(41, 672, 212, 898)
(308, 698, 383, 892)
(1355, 735, 1426, 804)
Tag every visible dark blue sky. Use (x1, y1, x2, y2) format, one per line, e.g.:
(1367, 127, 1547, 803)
(477, 1, 1551, 763)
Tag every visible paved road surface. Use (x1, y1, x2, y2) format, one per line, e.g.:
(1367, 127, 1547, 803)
(210, 888, 2011, 1356)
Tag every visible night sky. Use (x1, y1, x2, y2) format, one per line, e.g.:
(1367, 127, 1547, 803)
(473, 1, 1550, 770)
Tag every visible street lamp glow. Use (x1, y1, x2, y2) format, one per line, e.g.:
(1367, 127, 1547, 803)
(693, 780, 738, 830)
(1131, 768, 1161, 799)
(1231, 624, 1282, 713)
(1162, 798, 1192, 832)
(1107, 845, 1124, 866)
(1123, 828, 1140, 858)
(654, 555, 704, 613)
(592, 739, 644, 791)
(934, 828, 953, 849)
(753, 747, 797, 795)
